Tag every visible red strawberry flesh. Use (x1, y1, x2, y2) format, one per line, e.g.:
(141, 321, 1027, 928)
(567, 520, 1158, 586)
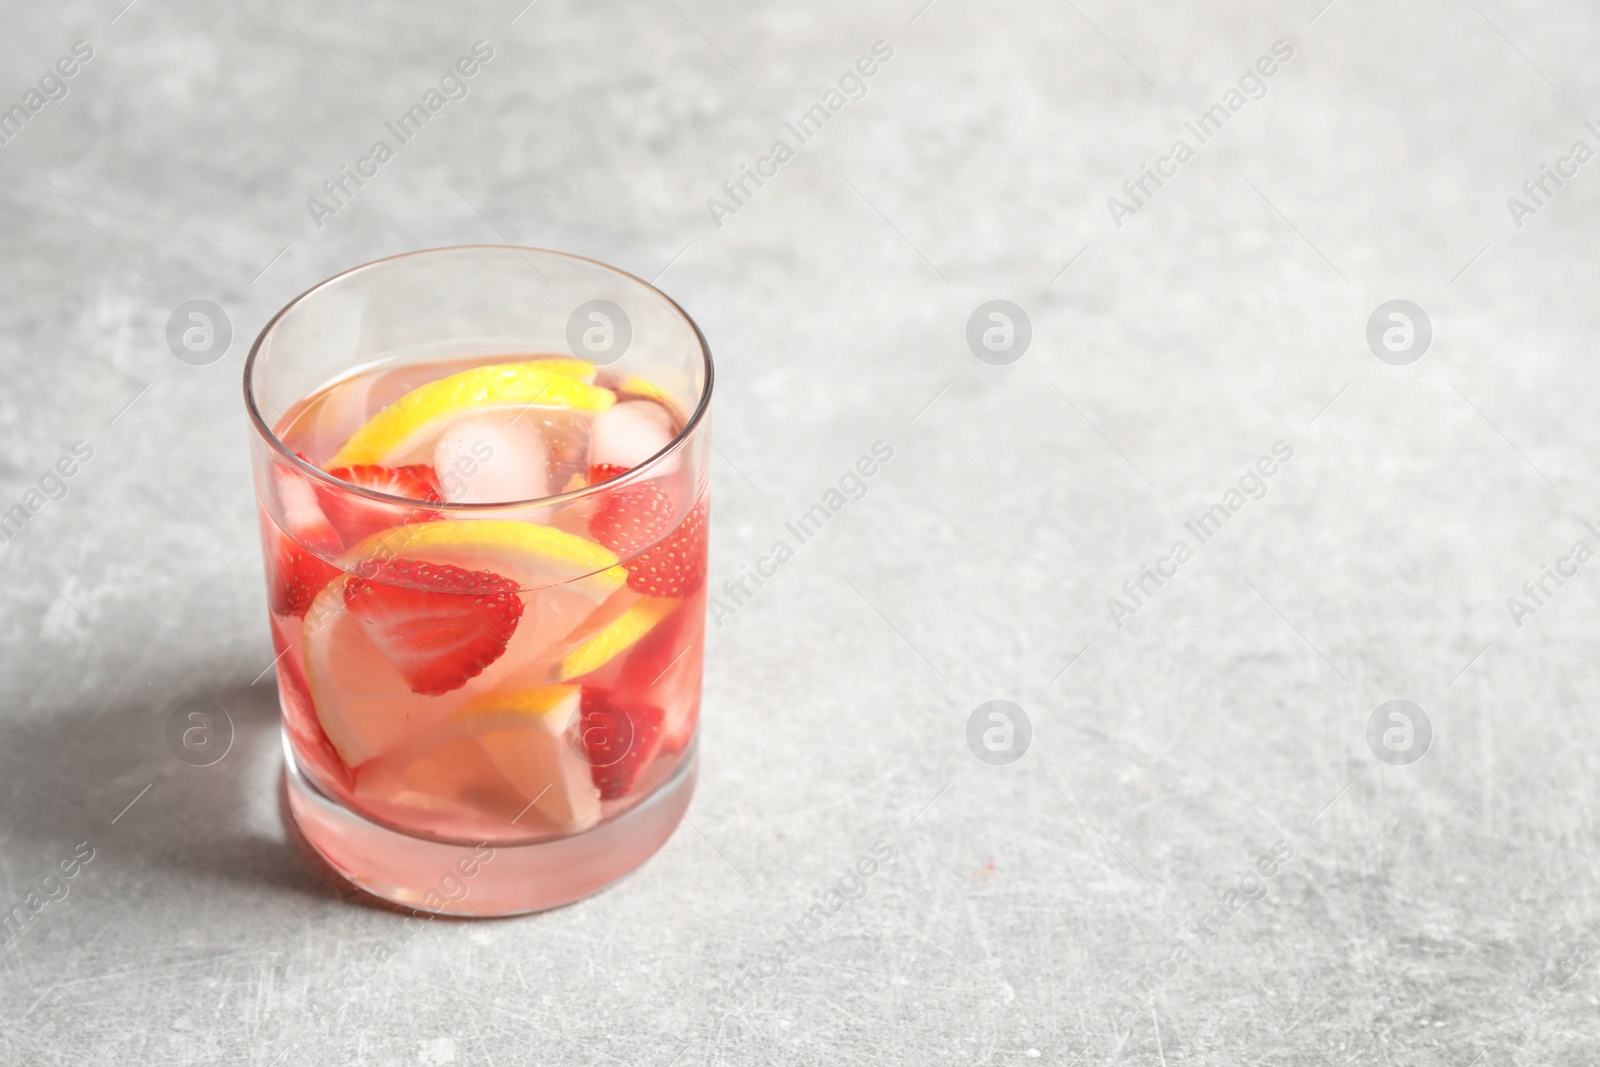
(586, 464, 708, 599)
(587, 465, 675, 557)
(587, 463, 629, 485)
(267, 460, 344, 617)
(270, 535, 341, 617)
(626, 499, 708, 598)
(318, 464, 443, 547)
(579, 690, 665, 800)
(343, 559, 523, 696)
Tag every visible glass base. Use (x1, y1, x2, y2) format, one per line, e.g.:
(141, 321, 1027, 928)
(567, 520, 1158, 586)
(283, 733, 698, 917)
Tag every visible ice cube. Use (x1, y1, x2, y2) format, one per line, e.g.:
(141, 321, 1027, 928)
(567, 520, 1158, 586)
(433, 409, 551, 504)
(588, 400, 677, 475)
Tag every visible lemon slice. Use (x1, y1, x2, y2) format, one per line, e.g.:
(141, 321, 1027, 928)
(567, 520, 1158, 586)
(451, 684, 600, 832)
(301, 576, 477, 766)
(560, 596, 679, 681)
(329, 361, 616, 466)
(345, 520, 626, 592)
(459, 682, 579, 721)
(351, 683, 599, 831)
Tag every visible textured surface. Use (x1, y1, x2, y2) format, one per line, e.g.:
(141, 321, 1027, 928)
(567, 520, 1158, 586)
(3, 0, 1600, 1063)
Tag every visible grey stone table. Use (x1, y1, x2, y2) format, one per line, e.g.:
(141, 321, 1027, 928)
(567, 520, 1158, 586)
(2, 0, 1598, 1062)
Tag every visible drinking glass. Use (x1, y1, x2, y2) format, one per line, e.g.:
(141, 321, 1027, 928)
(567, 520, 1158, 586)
(243, 246, 711, 915)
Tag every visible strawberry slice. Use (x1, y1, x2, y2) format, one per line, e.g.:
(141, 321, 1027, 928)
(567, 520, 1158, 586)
(318, 464, 443, 548)
(627, 498, 708, 598)
(579, 690, 665, 800)
(343, 559, 523, 696)
(587, 465, 708, 598)
(268, 460, 343, 617)
(270, 537, 342, 617)
(587, 464, 675, 556)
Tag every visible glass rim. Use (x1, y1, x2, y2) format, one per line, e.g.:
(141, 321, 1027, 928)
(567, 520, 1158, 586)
(242, 244, 714, 511)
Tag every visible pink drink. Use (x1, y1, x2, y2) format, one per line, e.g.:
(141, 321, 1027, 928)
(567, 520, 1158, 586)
(244, 250, 712, 915)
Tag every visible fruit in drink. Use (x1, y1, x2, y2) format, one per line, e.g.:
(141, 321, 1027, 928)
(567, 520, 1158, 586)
(344, 559, 524, 696)
(579, 691, 665, 800)
(317, 463, 443, 544)
(559, 595, 679, 681)
(460, 685, 601, 831)
(624, 499, 708, 598)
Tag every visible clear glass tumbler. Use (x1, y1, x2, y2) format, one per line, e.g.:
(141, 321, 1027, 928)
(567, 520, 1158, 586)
(243, 247, 711, 915)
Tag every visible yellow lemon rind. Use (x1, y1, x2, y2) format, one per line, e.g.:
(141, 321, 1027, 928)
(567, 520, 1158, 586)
(559, 596, 679, 681)
(329, 361, 616, 466)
